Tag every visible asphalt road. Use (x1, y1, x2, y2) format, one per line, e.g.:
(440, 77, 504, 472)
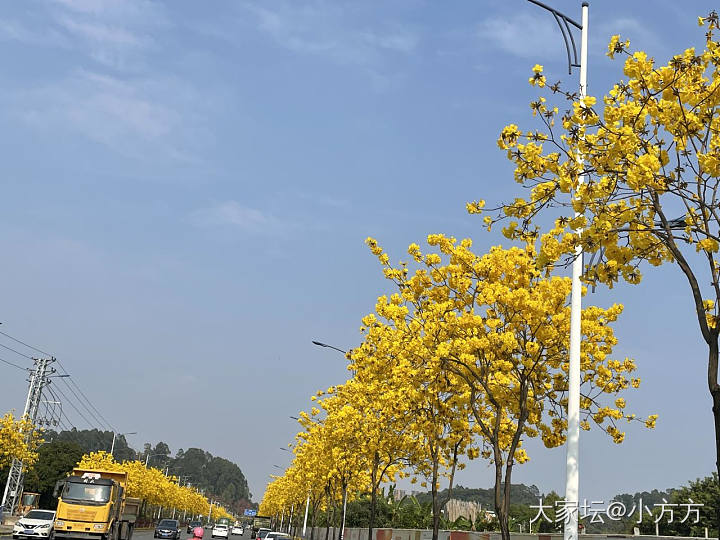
(134, 530, 250, 540)
(1, 527, 252, 540)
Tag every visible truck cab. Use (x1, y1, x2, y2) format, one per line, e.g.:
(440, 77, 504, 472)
(54, 470, 134, 540)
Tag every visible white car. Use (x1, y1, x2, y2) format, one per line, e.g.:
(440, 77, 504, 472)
(265, 533, 290, 540)
(231, 526, 244, 536)
(13, 510, 56, 539)
(212, 524, 230, 539)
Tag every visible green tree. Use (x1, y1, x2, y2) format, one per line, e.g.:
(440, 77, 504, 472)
(24, 441, 84, 508)
(639, 474, 719, 537)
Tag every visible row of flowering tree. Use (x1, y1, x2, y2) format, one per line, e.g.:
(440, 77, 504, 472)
(77, 451, 232, 520)
(261, 238, 654, 540)
(261, 9, 720, 540)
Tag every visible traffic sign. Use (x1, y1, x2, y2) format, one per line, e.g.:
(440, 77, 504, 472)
(243, 509, 257, 517)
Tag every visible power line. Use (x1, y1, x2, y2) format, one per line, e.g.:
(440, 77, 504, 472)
(52, 384, 95, 429)
(56, 360, 115, 432)
(0, 330, 52, 356)
(0, 342, 32, 359)
(46, 386, 73, 432)
(55, 375, 110, 431)
(0, 330, 116, 432)
(0, 354, 30, 371)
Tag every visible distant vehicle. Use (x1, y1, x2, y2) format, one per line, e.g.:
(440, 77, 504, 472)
(212, 524, 229, 539)
(250, 517, 271, 539)
(265, 533, 289, 540)
(231, 526, 244, 536)
(154, 519, 181, 540)
(188, 521, 203, 533)
(12, 509, 56, 539)
(256, 529, 272, 540)
(16, 493, 41, 517)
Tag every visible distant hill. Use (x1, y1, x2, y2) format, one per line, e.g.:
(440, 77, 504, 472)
(414, 483, 541, 507)
(45, 429, 252, 510)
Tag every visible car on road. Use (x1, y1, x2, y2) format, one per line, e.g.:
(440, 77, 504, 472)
(212, 524, 229, 539)
(188, 521, 203, 533)
(12, 509, 56, 539)
(155, 519, 181, 540)
(265, 533, 289, 540)
(231, 525, 244, 536)
(255, 529, 272, 540)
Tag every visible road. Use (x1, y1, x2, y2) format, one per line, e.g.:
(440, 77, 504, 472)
(2, 527, 252, 540)
(134, 530, 251, 540)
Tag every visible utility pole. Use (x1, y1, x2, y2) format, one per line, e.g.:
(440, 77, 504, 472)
(1, 357, 55, 516)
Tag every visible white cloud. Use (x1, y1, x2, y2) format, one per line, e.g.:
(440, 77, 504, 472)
(18, 69, 207, 161)
(477, 12, 562, 60)
(191, 201, 286, 234)
(0, 18, 69, 47)
(243, 2, 418, 67)
(46, 0, 166, 69)
(0, 2, 210, 164)
(593, 17, 665, 60)
(478, 11, 665, 67)
(56, 16, 146, 48)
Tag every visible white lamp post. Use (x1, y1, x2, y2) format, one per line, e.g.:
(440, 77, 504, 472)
(110, 431, 137, 457)
(525, 3, 589, 540)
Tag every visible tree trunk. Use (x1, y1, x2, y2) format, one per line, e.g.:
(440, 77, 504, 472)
(492, 460, 510, 540)
(431, 456, 440, 540)
(325, 503, 332, 540)
(368, 454, 379, 540)
(310, 500, 318, 540)
(712, 387, 720, 537)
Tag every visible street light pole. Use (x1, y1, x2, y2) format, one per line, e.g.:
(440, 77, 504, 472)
(302, 495, 310, 538)
(110, 431, 136, 457)
(524, 3, 588, 540)
(566, 7, 588, 540)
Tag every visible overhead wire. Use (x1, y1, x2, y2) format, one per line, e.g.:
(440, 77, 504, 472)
(0, 342, 32, 359)
(0, 329, 116, 432)
(0, 354, 30, 371)
(56, 359, 115, 432)
(0, 330, 52, 356)
(51, 384, 95, 429)
(55, 375, 111, 431)
(46, 385, 72, 431)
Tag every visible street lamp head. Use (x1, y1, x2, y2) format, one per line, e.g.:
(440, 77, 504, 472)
(311, 340, 347, 355)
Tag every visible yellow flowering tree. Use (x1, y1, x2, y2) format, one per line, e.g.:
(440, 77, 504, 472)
(366, 236, 651, 540)
(474, 9, 720, 532)
(317, 377, 414, 540)
(0, 412, 42, 471)
(301, 391, 372, 533)
(351, 296, 473, 540)
(77, 452, 221, 519)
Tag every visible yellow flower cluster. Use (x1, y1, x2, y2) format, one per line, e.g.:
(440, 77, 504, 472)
(77, 452, 230, 519)
(0, 412, 42, 470)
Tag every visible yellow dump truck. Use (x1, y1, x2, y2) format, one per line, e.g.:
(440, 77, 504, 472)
(53, 468, 139, 540)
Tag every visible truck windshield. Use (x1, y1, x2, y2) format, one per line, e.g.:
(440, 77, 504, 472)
(63, 483, 112, 504)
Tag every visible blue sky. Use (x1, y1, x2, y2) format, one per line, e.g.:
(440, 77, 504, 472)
(0, 0, 716, 504)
